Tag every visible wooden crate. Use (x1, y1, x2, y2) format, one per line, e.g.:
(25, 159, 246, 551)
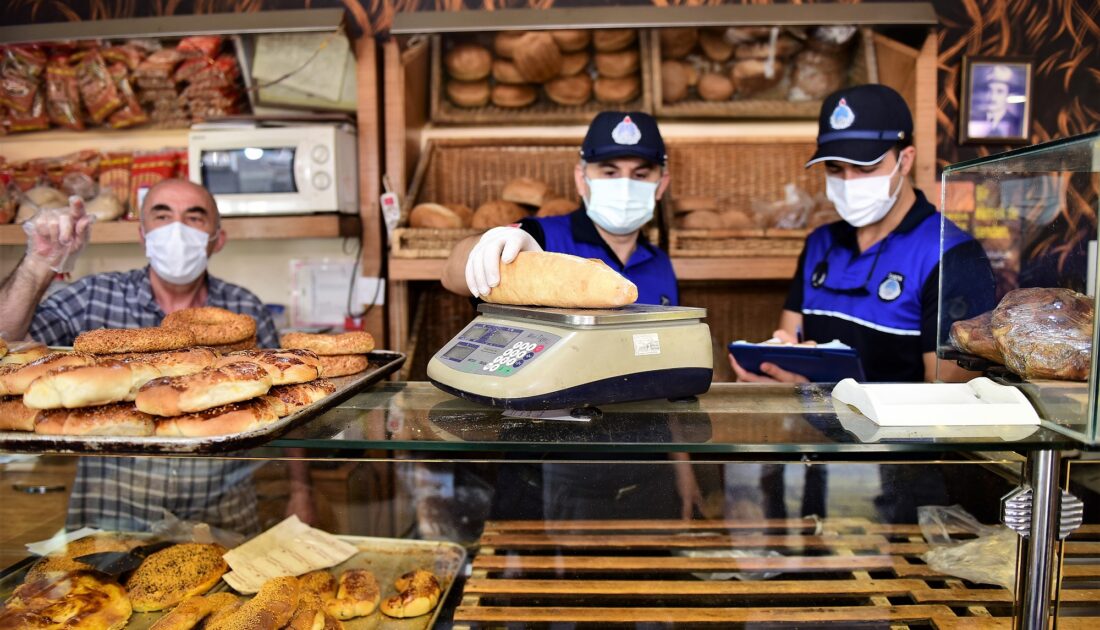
(391, 139, 583, 259)
(431, 31, 654, 125)
(651, 27, 877, 119)
(663, 139, 822, 258)
(454, 518, 1100, 628)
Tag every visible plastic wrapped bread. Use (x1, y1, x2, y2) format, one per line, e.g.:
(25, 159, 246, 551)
(485, 251, 638, 308)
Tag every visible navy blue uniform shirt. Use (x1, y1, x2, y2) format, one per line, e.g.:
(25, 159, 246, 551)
(518, 208, 679, 306)
(785, 190, 995, 382)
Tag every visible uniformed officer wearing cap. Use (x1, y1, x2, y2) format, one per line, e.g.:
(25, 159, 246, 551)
(730, 84, 996, 523)
(442, 112, 701, 522)
(443, 111, 678, 307)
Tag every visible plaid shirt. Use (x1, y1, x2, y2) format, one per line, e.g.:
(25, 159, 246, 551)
(31, 267, 278, 535)
(30, 267, 279, 349)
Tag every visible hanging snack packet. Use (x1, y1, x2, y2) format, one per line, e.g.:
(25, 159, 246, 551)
(45, 54, 83, 130)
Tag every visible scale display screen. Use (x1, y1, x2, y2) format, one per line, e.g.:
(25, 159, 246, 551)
(442, 344, 476, 361)
(460, 324, 490, 341)
(483, 329, 519, 347)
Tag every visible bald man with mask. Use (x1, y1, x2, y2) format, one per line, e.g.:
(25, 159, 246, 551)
(0, 179, 311, 533)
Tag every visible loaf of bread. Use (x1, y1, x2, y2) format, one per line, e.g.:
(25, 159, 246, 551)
(444, 43, 491, 81)
(549, 29, 591, 52)
(558, 51, 590, 77)
(492, 31, 524, 58)
(502, 177, 552, 207)
(593, 29, 636, 52)
(444, 203, 474, 226)
(490, 83, 537, 108)
(661, 60, 690, 103)
(679, 210, 723, 229)
(472, 200, 528, 229)
(544, 74, 593, 106)
(659, 28, 698, 59)
(698, 72, 734, 101)
(485, 251, 638, 308)
(594, 76, 640, 104)
(446, 80, 490, 107)
(491, 59, 525, 84)
(594, 49, 639, 78)
(536, 198, 578, 218)
(409, 203, 464, 229)
(699, 29, 734, 62)
(513, 32, 562, 82)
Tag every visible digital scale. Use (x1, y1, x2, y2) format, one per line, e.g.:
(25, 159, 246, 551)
(427, 304, 714, 410)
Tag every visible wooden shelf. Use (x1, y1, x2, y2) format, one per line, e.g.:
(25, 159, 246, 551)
(388, 257, 446, 281)
(0, 127, 189, 161)
(672, 256, 797, 281)
(0, 214, 360, 246)
(386, 256, 796, 282)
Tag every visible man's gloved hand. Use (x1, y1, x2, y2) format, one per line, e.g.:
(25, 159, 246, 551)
(22, 196, 96, 273)
(465, 226, 542, 298)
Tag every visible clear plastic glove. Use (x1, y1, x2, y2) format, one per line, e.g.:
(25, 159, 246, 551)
(22, 196, 96, 273)
(465, 226, 542, 298)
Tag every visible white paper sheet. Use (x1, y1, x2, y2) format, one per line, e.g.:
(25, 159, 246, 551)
(221, 516, 358, 593)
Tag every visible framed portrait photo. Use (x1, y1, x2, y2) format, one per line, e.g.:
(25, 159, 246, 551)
(960, 56, 1033, 144)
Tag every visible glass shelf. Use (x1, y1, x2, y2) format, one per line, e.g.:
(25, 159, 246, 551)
(261, 382, 1077, 455)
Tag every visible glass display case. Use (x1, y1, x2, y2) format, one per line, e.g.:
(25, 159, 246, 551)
(1, 382, 1090, 628)
(939, 131, 1100, 443)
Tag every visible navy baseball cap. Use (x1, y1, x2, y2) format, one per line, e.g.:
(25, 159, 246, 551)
(581, 111, 667, 166)
(805, 84, 913, 168)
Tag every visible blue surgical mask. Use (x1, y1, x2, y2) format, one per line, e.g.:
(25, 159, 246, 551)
(584, 177, 658, 235)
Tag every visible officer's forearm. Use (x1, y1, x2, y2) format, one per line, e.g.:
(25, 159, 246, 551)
(440, 235, 480, 296)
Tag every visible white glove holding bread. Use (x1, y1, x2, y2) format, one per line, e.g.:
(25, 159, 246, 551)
(465, 226, 542, 298)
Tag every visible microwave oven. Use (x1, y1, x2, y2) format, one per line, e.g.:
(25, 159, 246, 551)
(188, 124, 358, 216)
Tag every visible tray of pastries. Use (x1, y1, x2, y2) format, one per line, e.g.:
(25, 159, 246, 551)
(0, 532, 465, 629)
(0, 308, 405, 454)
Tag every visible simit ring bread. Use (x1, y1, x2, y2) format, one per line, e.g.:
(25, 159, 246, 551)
(217, 348, 322, 386)
(280, 331, 375, 356)
(317, 355, 370, 378)
(264, 379, 337, 417)
(0, 351, 98, 395)
(136, 362, 273, 416)
(128, 346, 220, 377)
(206, 576, 299, 630)
(163, 306, 257, 345)
(35, 403, 156, 436)
(154, 396, 282, 437)
(127, 543, 228, 612)
(75, 326, 196, 354)
(23, 359, 162, 409)
(0, 395, 39, 431)
(0, 341, 50, 366)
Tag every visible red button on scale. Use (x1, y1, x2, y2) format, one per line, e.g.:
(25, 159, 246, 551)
(534, 345, 544, 352)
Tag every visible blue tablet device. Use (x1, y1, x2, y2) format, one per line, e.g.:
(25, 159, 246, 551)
(728, 341, 866, 382)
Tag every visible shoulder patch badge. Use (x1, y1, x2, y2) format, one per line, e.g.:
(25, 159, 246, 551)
(829, 98, 855, 130)
(611, 115, 642, 145)
(878, 272, 904, 302)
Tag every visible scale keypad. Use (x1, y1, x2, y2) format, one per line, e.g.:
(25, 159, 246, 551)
(437, 323, 559, 377)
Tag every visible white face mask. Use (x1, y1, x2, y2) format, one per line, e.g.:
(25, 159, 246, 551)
(144, 221, 212, 285)
(826, 157, 904, 228)
(584, 176, 658, 235)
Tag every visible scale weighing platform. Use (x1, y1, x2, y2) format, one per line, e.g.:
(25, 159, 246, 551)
(427, 304, 714, 410)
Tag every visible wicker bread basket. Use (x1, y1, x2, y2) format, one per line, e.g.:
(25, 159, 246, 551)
(392, 140, 584, 259)
(431, 32, 654, 125)
(663, 140, 823, 257)
(652, 27, 876, 119)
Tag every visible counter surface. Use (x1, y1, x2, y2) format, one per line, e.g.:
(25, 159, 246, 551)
(267, 381, 1077, 455)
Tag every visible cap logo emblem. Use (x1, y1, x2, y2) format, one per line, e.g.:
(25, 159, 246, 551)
(611, 115, 642, 145)
(829, 98, 855, 130)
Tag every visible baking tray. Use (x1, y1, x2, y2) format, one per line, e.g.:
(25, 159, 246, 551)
(0, 351, 405, 455)
(1, 534, 465, 630)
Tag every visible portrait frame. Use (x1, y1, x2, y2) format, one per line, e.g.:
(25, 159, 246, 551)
(959, 56, 1033, 144)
